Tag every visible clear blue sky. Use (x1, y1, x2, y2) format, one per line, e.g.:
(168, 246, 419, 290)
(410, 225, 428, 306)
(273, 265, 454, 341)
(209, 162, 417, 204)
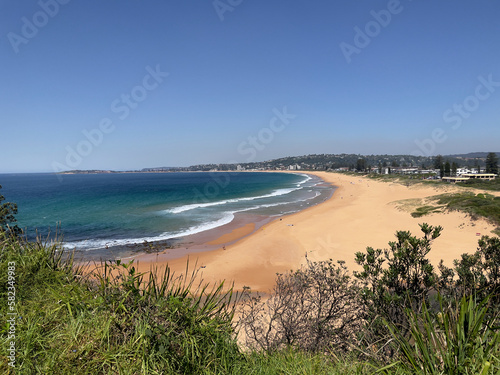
(1, 0, 499, 172)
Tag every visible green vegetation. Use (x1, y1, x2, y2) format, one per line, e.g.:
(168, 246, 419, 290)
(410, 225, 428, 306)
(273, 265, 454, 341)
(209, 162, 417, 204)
(434, 192, 500, 227)
(457, 178, 500, 191)
(2, 189, 500, 374)
(240, 225, 500, 374)
(407, 192, 500, 234)
(365, 174, 440, 189)
(0, 231, 242, 374)
(382, 295, 500, 374)
(486, 152, 499, 175)
(1, 228, 377, 374)
(139, 152, 496, 172)
(411, 205, 443, 218)
(0, 185, 21, 236)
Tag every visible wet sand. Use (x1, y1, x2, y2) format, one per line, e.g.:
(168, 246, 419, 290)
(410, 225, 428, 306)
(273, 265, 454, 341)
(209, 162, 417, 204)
(126, 172, 499, 292)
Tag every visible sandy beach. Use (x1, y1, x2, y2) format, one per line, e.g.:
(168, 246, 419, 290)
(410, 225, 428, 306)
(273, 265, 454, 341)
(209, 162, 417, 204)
(133, 172, 498, 292)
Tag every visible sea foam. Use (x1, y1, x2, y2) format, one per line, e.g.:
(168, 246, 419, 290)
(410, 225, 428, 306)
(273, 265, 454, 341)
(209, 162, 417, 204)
(165, 187, 300, 214)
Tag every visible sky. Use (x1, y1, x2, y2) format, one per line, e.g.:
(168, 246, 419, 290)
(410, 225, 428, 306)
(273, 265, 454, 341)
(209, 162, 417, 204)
(1, 0, 499, 173)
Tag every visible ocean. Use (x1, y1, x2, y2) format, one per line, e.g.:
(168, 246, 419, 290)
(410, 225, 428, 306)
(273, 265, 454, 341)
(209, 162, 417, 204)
(0, 172, 334, 259)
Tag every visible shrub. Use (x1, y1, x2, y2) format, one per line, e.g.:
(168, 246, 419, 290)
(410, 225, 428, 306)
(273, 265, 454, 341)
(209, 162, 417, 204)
(450, 236, 500, 303)
(239, 259, 363, 354)
(354, 224, 442, 356)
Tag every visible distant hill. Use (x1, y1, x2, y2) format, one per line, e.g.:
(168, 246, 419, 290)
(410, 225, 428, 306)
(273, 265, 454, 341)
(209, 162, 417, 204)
(141, 167, 177, 172)
(446, 152, 500, 160)
(145, 153, 495, 172)
(58, 152, 499, 174)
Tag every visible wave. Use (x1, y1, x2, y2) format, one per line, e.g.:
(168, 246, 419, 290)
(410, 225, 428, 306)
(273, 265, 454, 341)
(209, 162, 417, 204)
(236, 191, 321, 213)
(296, 174, 312, 186)
(63, 212, 235, 251)
(165, 187, 300, 214)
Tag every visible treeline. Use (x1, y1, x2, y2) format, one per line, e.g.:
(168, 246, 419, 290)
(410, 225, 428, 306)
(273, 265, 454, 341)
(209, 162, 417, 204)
(431, 152, 499, 178)
(142, 152, 499, 173)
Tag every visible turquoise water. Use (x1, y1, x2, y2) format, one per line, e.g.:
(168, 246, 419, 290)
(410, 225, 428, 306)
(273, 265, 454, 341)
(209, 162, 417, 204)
(0, 172, 332, 256)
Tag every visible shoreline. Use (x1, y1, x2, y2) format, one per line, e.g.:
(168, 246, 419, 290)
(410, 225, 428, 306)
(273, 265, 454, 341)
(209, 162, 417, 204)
(109, 172, 498, 292)
(73, 171, 333, 263)
(111, 172, 334, 264)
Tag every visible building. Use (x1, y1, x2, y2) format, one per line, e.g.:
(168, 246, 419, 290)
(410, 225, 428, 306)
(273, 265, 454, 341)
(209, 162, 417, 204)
(461, 173, 497, 181)
(443, 173, 496, 183)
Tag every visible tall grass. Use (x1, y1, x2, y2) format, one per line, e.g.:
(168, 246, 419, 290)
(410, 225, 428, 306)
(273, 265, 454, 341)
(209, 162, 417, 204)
(380, 294, 500, 374)
(0, 232, 242, 374)
(4, 228, 500, 374)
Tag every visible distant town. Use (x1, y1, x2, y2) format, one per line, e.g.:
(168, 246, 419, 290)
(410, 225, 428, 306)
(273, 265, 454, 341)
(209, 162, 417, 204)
(61, 152, 499, 181)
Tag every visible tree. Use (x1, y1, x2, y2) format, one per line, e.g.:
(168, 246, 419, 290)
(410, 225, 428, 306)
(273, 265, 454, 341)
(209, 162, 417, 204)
(444, 161, 451, 177)
(485, 152, 499, 174)
(356, 158, 366, 172)
(0, 185, 21, 236)
(451, 162, 458, 176)
(433, 155, 444, 170)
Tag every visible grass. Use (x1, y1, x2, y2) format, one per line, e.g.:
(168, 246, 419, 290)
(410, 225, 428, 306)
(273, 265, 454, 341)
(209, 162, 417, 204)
(0, 231, 242, 374)
(364, 173, 439, 186)
(399, 192, 500, 233)
(232, 350, 375, 375)
(339, 170, 500, 192)
(432, 192, 500, 227)
(381, 294, 500, 374)
(2, 228, 500, 374)
(411, 205, 444, 218)
(0, 231, 377, 374)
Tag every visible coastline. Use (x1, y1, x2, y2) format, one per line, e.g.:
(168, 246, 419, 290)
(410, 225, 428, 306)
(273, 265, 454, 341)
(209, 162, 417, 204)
(65, 171, 329, 262)
(112, 172, 334, 263)
(125, 171, 498, 292)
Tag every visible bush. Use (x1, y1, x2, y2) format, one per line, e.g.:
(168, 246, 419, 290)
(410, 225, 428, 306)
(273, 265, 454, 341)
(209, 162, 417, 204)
(0, 185, 21, 237)
(353, 224, 442, 356)
(239, 259, 363, 354)
(448, 235, 500, 303)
